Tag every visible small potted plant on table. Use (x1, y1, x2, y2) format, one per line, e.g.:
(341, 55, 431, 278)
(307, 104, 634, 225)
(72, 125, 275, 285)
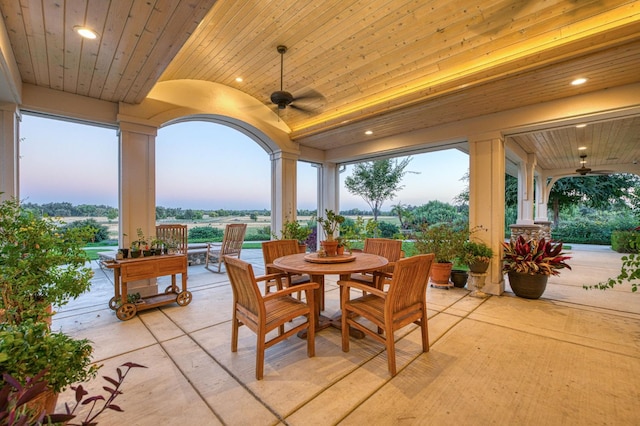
(316, 209, 345, 256)
(502, 235, 571, 299)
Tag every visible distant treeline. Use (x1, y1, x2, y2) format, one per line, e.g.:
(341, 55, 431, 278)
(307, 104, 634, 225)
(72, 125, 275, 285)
(20, 203, 379, 219)
(21, 202, 119, 219)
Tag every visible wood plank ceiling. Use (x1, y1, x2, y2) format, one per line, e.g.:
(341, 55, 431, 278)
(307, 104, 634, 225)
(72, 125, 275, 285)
(0, 0, 639, 175)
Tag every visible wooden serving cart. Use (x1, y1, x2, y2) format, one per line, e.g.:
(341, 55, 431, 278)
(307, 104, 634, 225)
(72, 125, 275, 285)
(102, 254, 191, 321)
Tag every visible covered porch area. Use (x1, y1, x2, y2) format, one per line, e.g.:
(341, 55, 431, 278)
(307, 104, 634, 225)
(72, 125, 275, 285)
(52, 245, 640, 425)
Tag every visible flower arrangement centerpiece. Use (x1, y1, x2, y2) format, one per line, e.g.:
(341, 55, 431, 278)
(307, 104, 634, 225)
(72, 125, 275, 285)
(502, 235, 571, 298)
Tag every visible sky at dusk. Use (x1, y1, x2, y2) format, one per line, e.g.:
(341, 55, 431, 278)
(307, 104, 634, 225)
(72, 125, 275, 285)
(19, 115, 469, 211)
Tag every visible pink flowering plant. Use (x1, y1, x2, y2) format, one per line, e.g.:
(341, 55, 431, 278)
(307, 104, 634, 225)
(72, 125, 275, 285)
(502, 235, 571, 276)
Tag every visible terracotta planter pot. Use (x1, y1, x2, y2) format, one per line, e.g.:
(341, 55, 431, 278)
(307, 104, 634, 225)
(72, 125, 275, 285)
(298, 243, 307, 253)
(320, 240, 339, 257)
(430, 262, 453, 284)
(507, 271, 549, 299)
(450, 269, 469, 288)
(468, 260, 490, 273)
(27, 388, 58, 417)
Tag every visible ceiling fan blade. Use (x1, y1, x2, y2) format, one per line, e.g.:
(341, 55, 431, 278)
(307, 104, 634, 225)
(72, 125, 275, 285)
(292, 89, 325, 103)
(289, 103, 319, 114)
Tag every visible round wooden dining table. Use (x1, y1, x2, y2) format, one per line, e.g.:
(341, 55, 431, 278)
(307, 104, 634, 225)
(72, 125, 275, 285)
(273, 252, 388, 335)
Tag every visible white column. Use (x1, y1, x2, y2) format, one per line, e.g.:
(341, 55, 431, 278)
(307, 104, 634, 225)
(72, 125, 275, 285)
(535, 171, 550, 222)
(118, 121, 158, 296)
(316, 162, 340, 248)
(0, 104, 19, 201)
(516, 153, 536, 225)
(270, 150, 298, 237)
(468, 135, 505, 295)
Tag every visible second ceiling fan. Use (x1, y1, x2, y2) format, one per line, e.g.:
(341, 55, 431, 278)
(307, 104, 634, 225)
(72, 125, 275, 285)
(575, 154, 612, 176)
(269, 45, 324, 113)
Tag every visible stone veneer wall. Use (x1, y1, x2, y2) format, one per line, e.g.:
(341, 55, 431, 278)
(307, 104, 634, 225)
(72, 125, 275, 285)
(509, 223, 552, 243)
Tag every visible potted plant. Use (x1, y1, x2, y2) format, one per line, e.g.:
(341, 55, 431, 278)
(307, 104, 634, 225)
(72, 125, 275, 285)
(150, 237, 164, 255)
(460, 240, 494, 273)
(315, 209, 345, 256)
(0, 197, 94, 325)
(279, 219, 312, 253)
(413, 223, 466, 286)
(502, 235, 572, 299)
(0, 320, 99, 413)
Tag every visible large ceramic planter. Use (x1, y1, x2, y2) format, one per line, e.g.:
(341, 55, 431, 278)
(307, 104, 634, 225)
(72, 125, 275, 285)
(507, 271, 549, 299)
(430, 262, 453, 285)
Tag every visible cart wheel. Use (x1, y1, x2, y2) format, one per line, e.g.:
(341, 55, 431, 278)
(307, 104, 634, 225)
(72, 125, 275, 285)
(116, 303, 137, 321)
(108, 297, 118, 310)
(176, 291, 192, 306)
(164, 285, 177, 294)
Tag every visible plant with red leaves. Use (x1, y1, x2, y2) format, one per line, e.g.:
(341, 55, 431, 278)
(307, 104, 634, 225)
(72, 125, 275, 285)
(0, 363, 146, 426)
(502, 236, 571, 276)
(63, 362, 147, 426)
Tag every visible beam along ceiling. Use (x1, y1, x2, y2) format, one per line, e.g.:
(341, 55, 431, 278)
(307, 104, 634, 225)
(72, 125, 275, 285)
(0, 0, 639, 174)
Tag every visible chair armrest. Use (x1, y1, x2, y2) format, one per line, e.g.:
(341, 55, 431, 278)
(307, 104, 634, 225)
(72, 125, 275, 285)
(337, 279, 386, 298)
(255, 272, 290, 283)
(374, 270, 393, 279)
(263, 282, 320, 301)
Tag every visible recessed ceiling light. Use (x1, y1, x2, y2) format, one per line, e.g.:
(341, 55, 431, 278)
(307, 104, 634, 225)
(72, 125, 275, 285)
(578, 146, 587, 150)
(235, 77, 243, 82)
(571, 77, 587, 86)
(365, 130, 373, 135)
(575, 124, 587, 128)
(74, 26, 98, 39)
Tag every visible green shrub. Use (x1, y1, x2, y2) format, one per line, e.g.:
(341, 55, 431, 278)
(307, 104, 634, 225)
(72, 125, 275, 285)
(60, 218, 109, 242)
(611, 230, 640, 253)
(378, 221, 399, 238)
(245, 226, 271, 241)
(188, 226, 223, 241)
(553, 210, 637, 245)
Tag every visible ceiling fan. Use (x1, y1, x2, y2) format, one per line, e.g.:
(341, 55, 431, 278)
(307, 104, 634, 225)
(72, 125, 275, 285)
(575, 154, 612, 176)
(269, 45, 324, 113)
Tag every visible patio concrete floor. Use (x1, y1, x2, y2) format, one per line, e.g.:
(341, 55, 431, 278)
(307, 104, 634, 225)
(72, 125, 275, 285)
(51, 245, 640, 425)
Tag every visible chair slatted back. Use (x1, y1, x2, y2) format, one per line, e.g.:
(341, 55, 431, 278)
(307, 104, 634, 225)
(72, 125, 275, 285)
(224, 255, 263, 322)
(262, 240, 299, 274)
(221, 223, 247, 257)
(155, 224, 188, 255)
(386, 254, 435, 317)
(363, 238, 403, 273)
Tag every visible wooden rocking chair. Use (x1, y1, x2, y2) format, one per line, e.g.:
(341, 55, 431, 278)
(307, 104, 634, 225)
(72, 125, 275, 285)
(205, 223, 247, 272)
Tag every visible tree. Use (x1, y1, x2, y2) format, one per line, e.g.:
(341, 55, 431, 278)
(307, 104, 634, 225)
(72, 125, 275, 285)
(506, 174, 640, 226)
(344, 158, 415, 221)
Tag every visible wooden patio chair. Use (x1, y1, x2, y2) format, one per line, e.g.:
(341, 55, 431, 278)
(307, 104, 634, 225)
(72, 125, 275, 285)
(155, 224, 188, 282)
(349, 238, 403, 290)
(205, 223, 247, 272)
(155, 224, 188, 255)
(224, 255, 319, 380)
(261, 239, 311, 294)
(338, 253, 435, 376)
